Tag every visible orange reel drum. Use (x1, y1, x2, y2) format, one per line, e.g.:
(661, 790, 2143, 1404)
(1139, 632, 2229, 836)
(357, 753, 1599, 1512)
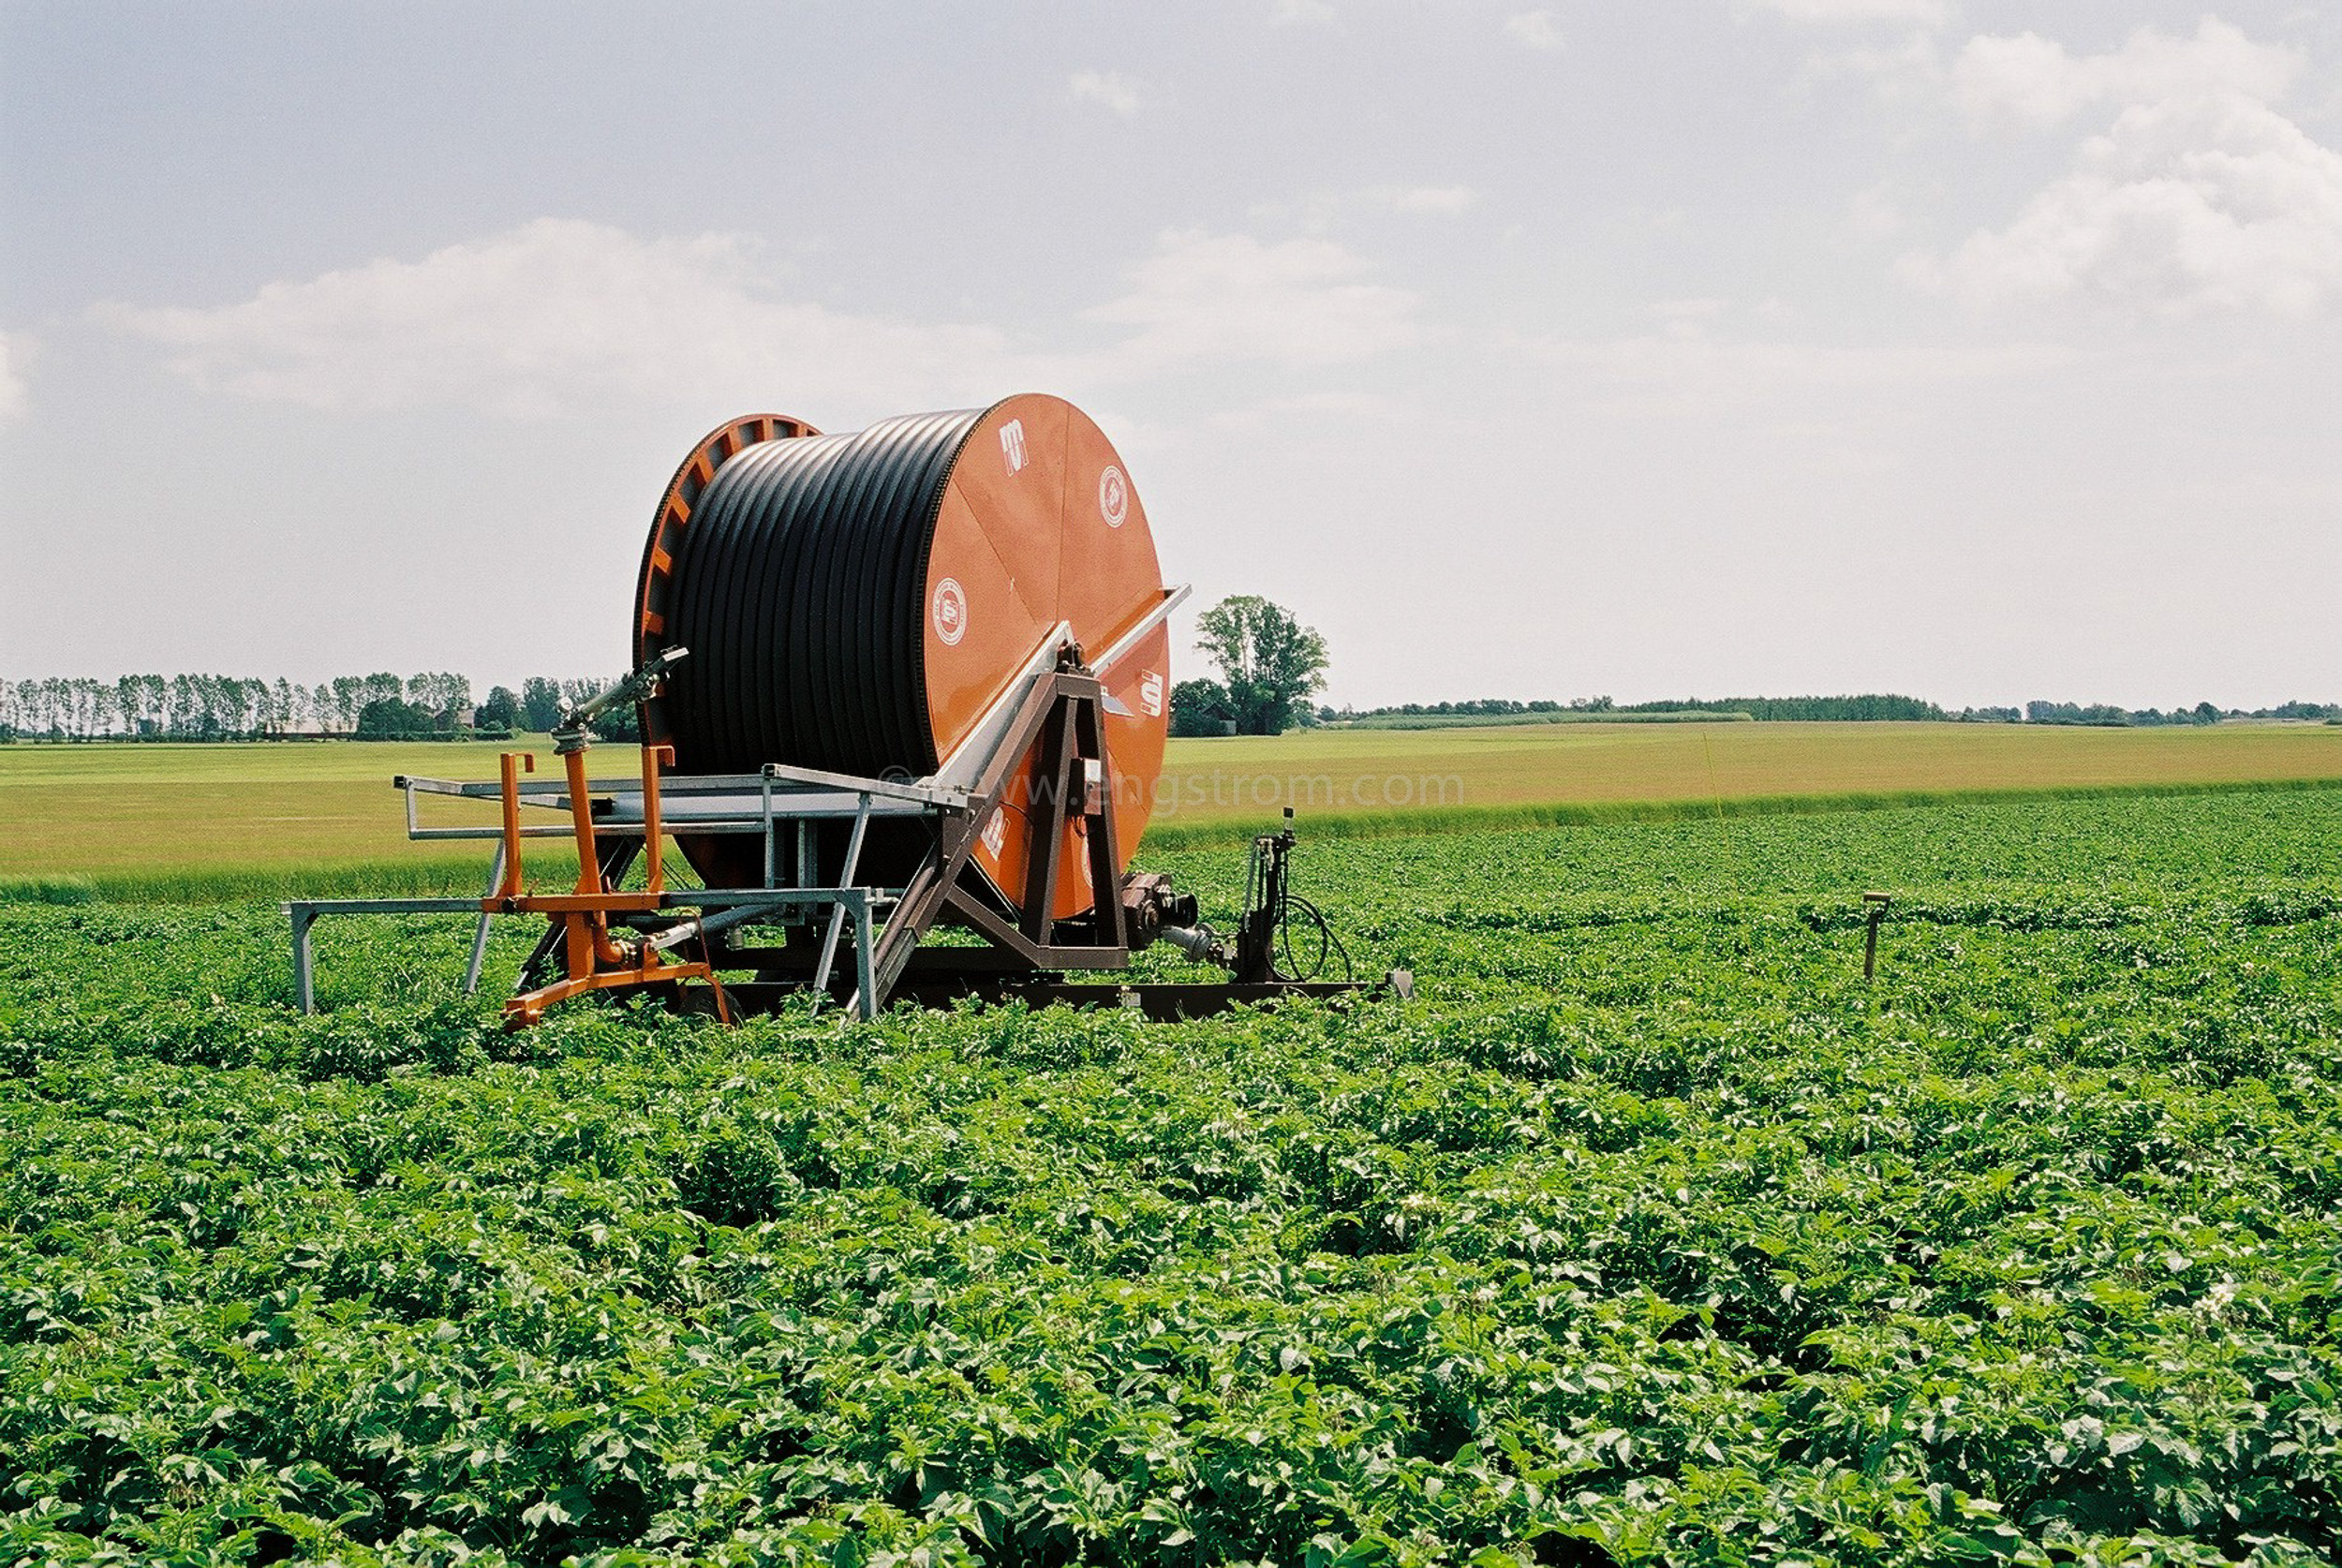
(633, 394, 1171, 925)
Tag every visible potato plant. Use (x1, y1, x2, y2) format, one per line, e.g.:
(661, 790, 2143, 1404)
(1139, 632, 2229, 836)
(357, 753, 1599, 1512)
(1, 791, 2338, 1565)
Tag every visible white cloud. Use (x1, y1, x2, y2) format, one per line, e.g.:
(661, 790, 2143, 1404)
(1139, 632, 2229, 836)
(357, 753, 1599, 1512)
(0, 331, 26, 422)
(1804, 31, 1942, 103)
(1205, 388, 1412, 435)
(1951, 20, 2305, 134)
(96, 218, 1429, 417)
(1087, 229, 1423, 371)
(1841, 181, 1908, 242)
(96, 218, 1026, 418)
(1504, 10, 1564, 52)
(1069, 69, 1142, 117)
(1650, 297, 1730, 337)
(1267, 0, 1335, 23)
(1512, 327, 2073, 418)
(1746, 0, 1949, 24)
(1906, 95, 2342, 315)
(1271, 185, 1479, 229)
(1364, 184, 1478, 214)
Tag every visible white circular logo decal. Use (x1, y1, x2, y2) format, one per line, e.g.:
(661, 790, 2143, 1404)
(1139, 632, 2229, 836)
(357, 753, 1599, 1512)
(931, 578, 968, 646)
(1098, 466, 1129, 528)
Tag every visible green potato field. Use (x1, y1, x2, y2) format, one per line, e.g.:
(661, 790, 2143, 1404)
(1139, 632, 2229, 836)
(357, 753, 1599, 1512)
(2, 789, 2339, 1564)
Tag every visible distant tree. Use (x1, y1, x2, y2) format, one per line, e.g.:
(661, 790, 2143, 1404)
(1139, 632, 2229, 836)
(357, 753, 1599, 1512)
(1170, 677, 1237, 737)
(54, 677, 112, 740)
(477, 686, 523, 732)
(1193, 596, 1328, 736)
(406, 672, 472, 727)
(2027, 700, 2129, 727)
(165, 674, 200, 737)
(590, 694, 643, 743)
(353, 696, 431, 739)
(520, 677, 564, 732)
(215, 677, 262, 736)
(1620, 694, 1944, 722)
(359, 674, 405, 724)
(323, 675, 363, 733)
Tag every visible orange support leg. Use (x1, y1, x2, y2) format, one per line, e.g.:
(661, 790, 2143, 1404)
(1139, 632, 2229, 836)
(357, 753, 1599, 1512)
(496, 738, 729, 1028)
(641, 744, 675, 893)
(495, 752, 535, 901)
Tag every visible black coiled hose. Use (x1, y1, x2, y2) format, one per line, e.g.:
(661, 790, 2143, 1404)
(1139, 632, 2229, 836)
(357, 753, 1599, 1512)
(657, 408, 985, 778)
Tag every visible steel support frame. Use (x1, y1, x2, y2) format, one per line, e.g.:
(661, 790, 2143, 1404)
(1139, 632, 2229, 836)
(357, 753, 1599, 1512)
(860, 668, 1131, 1009)
(285, 886, 880, 1019)
(684, 666, 1389, 1020)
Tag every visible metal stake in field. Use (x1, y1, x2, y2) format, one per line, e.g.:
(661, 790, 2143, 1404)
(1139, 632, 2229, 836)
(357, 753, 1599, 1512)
(1862, 891, 1891, 982)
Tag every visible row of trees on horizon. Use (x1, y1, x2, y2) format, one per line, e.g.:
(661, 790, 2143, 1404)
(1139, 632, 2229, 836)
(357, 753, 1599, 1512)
(11, 671, 2335, 744)
(1323, 695, 2342, 727)
(0, 674, 637, 743)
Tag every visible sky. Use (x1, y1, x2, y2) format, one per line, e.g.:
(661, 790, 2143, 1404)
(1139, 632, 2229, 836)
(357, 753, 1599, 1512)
(3, 0, 2338, 711)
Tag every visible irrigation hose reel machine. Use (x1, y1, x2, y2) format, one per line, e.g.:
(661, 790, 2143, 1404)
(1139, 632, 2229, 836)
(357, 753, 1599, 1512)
(288, 394, 1407, 1025)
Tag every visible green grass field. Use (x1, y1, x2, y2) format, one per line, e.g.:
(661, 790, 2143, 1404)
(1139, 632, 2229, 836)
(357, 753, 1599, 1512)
(7, 722, 2342, 899)
(1155, 719, 2342, 819)
(0, 739, 580, 901)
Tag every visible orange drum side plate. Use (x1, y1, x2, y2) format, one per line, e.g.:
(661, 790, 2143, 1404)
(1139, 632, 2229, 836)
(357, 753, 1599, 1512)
(632, 413, 820, 751)
(923, 394, 1171, 921)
